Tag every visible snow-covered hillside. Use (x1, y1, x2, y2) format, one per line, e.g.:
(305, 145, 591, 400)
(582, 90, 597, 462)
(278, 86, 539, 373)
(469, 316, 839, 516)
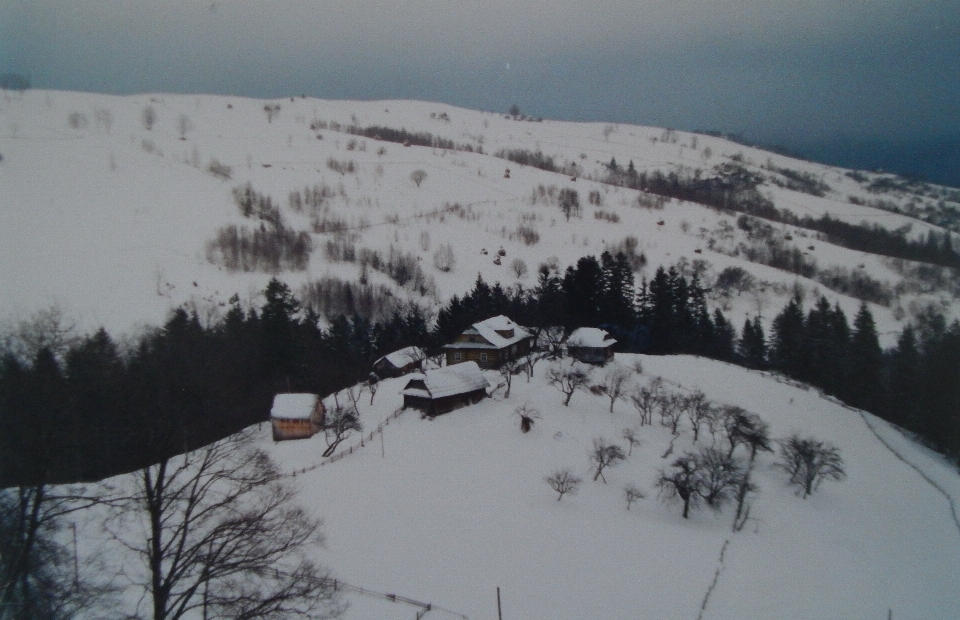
(4, 90, 960, 619)
(254, 355, 960, 619)
(2, 90, 958, 344)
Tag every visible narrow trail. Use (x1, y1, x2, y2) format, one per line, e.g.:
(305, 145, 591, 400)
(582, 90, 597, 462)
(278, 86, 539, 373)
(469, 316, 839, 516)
(855, 409, 960, 537)
(695, 538, 732, 620)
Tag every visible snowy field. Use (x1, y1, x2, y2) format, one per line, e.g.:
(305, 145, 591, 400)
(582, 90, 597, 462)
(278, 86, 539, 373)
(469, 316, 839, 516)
(2, 90, 958, 345)
(259, 355, 960, 620)
(4, 90, 960, 619)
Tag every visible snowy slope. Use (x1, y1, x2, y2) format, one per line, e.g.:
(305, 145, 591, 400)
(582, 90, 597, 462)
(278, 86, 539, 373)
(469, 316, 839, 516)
(2, 90, 958, 344)
(255, 355, 960, 620)
(5, 90, 960, 619)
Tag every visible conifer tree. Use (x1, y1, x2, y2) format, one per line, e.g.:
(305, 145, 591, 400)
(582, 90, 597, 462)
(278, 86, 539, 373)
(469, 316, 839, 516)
(562, 256, 604, 327)
(849, 303, 883, 410)
(770, 295, 806, 378)
(710, 309, 736, 361)
(738, 317, 766, 369)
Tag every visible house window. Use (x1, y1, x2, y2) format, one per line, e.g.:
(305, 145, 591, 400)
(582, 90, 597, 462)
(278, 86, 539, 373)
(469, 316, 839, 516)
(453, 352, 463, 362)
(480, 353, 488, 363)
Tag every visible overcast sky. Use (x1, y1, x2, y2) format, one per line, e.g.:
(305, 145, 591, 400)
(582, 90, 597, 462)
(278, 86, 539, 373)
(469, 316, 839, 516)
(3, 0, 958, 184)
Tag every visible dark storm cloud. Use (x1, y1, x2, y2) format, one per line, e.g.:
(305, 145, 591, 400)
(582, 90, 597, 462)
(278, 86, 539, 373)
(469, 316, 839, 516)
(2, 0, 959, 183)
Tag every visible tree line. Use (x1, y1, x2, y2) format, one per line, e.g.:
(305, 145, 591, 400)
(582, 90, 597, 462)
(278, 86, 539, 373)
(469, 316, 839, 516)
(3, 252, 958, 486)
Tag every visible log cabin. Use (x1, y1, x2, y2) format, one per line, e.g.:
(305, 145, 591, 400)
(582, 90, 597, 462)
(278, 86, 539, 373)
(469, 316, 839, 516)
(401, 362, 489, 417)
(443, 315, 532, 369)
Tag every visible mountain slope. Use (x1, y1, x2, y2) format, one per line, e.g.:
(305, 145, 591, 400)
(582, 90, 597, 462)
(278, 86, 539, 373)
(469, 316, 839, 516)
(260, 355, 960, 620)
(2, 90, 958, 342)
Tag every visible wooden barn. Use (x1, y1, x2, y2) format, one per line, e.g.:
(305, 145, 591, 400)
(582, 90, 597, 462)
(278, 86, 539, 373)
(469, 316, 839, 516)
(566, 327, 617, 364)
(372, 345, 425, 378)
(443, 315, 532, 369)
(401, 362, 489, 417)
(270, 393, 325, 441)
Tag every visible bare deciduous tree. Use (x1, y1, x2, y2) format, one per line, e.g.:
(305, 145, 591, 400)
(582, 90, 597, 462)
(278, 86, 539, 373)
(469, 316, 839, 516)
(601, 366, 632, 413)
(657, 448, 745, 519)
(410, 169, 427, 188)
(656, 454, 702, 519)
(510, 258, 528, 279)
(590, 438, 626, 483)
(545, 469, 582, 501)
(513, 402, 541, 433)
(546, 360, 592, 406)
(538, 327, 566, 359)
(621, 427, 642, 456)
(629, 382, 660, 427)
(623, 484, 645, 510)
(322, 406, 362, 457)
(0, 484, 112, 619)
(263, 104, 281, 123)
(114, 431, 341, 620)
(177, 114, 193, 140)
(657, 392, 685, 435)
(775, 435, 845, 498)
(142, 105, 157, 131)
(683, 390, 711, 442)
(367, 374, 379, 405)
(498, 358, 523, 398)
(433, 244, 455, 272)
(695, 448, 744, 510)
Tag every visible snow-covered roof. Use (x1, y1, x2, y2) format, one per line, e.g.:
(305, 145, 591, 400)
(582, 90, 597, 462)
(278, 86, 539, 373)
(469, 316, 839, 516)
(445, 315, 532, 350)
(566, 327, 617, 349)
(375, 345, 424, 369)
(270, 393, 320, 420)
(402, 361, 489, 399)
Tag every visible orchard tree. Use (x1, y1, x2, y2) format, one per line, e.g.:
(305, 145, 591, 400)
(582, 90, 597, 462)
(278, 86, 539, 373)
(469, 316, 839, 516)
(590, 438, 626, 483)
(775, 435, 845, 498)
(545, 469, 581, 501)
(322, 405, 362, 457)
(410, 169, 427, 188)
(601, 366, 632, 413)
(656, 453, 702, 519)
(624, 485, 645, 510)
(514, 402, 541, 433)
(546, 360, 592, 406)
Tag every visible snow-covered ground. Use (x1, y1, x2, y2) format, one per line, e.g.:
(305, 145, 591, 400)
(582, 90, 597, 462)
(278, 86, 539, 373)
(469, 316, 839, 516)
(4, 90, 960, 618)
(256, 355, 960, 620)
(2, 90, 958, 345)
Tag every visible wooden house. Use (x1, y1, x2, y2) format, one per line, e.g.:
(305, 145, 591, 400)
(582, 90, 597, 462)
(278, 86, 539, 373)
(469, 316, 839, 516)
(443, 315, 532, 369)
(565, 327, 617, 364)
(270, 393, 325, 441)
(401, 362, 489, 417)
(372, 345, 425, 378)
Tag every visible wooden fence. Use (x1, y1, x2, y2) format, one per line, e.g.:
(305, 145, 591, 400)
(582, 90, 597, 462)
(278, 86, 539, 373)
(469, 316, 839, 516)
(286, 406, 407, 477)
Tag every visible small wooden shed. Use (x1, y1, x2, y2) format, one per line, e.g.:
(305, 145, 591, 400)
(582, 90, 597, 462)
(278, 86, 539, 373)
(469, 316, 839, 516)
(401, 362, 489, 417)
(566, 327, 617, 365)
(270, 393, 325, 441)
(372, 346, 425, 378)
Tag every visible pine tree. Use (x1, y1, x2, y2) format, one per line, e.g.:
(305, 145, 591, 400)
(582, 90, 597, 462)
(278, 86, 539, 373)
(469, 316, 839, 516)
(710, 309, 736, 361)
(738, 316, 767, 368)
(562, 255, 604, 327)
(770, 295, 806, 378)
(600, 251, 636, 326)
(688, 274, 713, 354)
(888, 325, 920, 428)
(848, 303, 883, 411)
